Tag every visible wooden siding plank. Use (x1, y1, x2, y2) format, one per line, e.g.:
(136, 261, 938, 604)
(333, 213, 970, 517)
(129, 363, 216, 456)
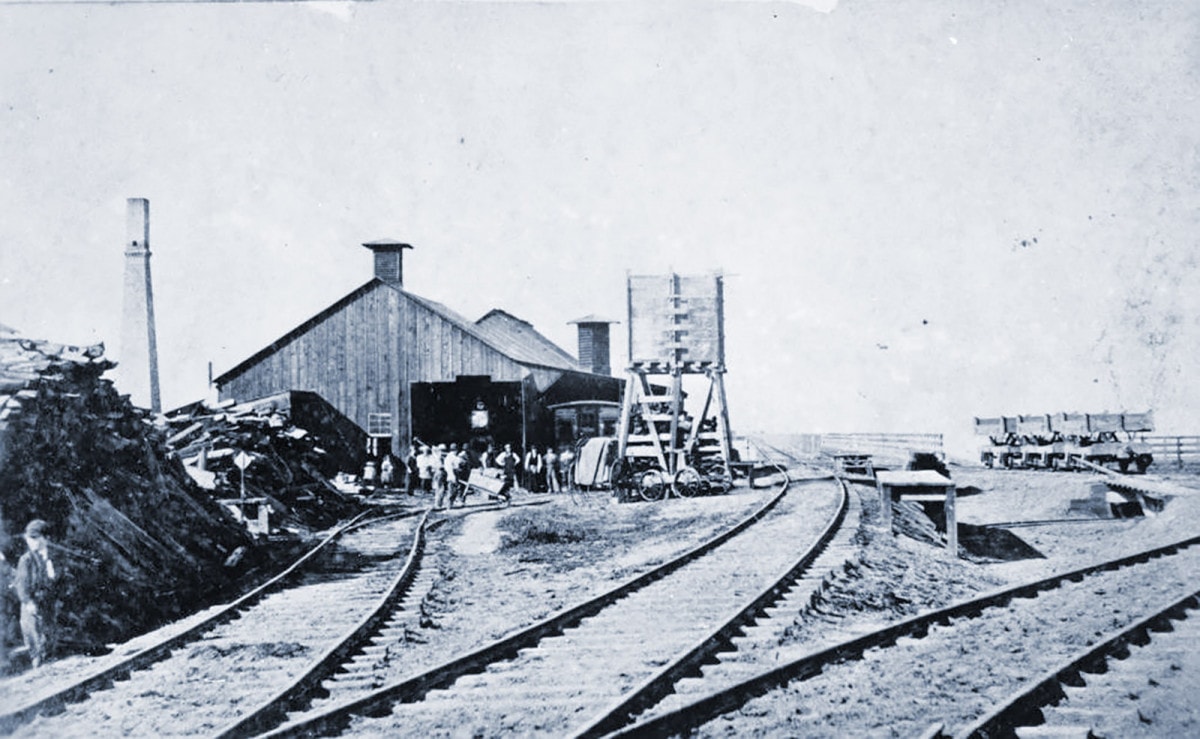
(218, 282, 571, 447)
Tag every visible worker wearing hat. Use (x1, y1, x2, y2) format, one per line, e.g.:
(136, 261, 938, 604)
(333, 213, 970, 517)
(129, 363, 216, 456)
(15, 519, 57, 669)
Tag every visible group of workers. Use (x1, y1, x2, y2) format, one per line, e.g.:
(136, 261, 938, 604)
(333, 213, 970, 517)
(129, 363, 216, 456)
(1, 518, 58, 673)
(363, 441, 578, 507)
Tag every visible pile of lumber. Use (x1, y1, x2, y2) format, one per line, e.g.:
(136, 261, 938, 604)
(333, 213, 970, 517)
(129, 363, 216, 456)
(0, 328, 256, 651)
(162, 392, 361, 533)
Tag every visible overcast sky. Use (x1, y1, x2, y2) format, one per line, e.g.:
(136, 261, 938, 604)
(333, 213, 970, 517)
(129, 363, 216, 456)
(1, 1, 1196, 454)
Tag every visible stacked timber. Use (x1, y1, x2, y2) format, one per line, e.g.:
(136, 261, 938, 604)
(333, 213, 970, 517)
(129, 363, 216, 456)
(0, 328, 257, 652)
(163, 392, 361, 534)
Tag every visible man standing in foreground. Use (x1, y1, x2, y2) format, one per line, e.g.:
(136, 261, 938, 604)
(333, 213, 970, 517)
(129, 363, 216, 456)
(15, 520, 57, 671)
(15, 519, 57, 669)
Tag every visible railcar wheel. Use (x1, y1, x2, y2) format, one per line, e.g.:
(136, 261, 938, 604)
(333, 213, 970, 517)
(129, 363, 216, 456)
(637, 469, 669, 502)
(673, 466, 705, 498)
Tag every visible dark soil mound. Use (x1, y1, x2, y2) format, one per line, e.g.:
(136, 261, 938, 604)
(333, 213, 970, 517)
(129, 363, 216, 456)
(0, 336, 256, 654)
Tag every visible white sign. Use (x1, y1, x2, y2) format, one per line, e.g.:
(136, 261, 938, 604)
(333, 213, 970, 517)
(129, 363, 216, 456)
(234, 451, 254, 470)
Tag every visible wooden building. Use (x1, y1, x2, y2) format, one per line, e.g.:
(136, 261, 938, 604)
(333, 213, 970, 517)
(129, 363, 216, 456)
(215, 240, 622, 457)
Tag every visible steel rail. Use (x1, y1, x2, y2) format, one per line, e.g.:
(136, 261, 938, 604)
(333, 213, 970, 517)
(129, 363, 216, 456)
(945, 587, 1200, 739)
(980, 517, 1136, 529)
(259, 470, 799, 738)
(211, 508, 436, 738)
(571, 476, 855, 738)
(0, 507, 415, 733)
(749, 439, 832, 479)
(606, 531, 1200, 738)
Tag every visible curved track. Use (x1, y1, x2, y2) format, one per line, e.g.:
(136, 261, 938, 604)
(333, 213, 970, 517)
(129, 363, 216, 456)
(608, 526, 1200, 738)
(256, 455, 860, 738)
(571, 475, 862, 739)
(0, 509, 429, 736)
(949, 588, 1200, 738)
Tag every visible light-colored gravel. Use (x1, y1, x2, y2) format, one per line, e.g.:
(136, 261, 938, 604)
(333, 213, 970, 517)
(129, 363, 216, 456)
(6, 468, 1198, 738)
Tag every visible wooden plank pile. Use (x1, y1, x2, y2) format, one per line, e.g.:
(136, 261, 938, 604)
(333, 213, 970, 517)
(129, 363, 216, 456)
(162, 392, 361, 534)
(0, 328, 258, 653)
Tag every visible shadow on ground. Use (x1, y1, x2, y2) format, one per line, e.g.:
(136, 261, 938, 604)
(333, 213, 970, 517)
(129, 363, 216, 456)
(956, 523, 1046, 562)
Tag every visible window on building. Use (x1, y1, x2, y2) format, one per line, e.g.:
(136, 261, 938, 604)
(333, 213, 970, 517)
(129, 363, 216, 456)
(368, 412, 392, 437)
(579, 410, 598, 436)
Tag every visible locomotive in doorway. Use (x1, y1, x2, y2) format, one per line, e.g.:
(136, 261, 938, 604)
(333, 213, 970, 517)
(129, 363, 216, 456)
(613, 272, 736, 501)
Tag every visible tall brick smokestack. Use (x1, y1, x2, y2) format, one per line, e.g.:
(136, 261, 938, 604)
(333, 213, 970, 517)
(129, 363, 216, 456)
(568, 315, 617, 376)
(118, 197, 161, 413)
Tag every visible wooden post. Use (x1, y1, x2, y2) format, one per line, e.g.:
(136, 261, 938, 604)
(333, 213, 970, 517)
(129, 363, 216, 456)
(711, 369, 734, 480)
(945, 483, 958, 559)
(877, 480, 893, 532)
(519, 376, 527, 462)
(668, 368, 682, 475)
(615, 369, 639, 459)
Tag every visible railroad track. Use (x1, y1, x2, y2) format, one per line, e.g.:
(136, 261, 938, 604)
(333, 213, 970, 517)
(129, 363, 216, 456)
(749, 438, 833, 480)
(215, 497, 544, 739)
(0, 507, 432, 736)
(572, 475, 864, 739)
(606, 527, 1200, 737)
(253, 455, 862, 738)
(946, 588, 1200, 739)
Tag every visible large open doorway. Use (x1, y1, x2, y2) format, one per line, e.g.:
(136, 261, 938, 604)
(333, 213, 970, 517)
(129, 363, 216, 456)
(410, 376, 523, 457)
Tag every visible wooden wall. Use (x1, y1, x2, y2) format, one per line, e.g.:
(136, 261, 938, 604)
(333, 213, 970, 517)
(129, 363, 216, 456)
(218, 282, 533, 453)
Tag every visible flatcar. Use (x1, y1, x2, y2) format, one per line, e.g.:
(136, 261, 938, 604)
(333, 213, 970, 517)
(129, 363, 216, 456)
(975, 411, 1154, 473)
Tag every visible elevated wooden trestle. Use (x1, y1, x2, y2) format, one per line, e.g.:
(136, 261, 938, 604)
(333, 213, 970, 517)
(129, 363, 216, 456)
(615, 272, 735, 495)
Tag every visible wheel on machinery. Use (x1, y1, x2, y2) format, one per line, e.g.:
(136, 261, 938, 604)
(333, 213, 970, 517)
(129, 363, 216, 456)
(637, 468, 669, 502)
(673, 466, 706, 498)
(608, 458, 628, 489)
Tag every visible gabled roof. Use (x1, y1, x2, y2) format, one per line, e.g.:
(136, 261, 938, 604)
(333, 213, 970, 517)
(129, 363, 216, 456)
(396, 297, 579, 372)
(216, 279, 584, 384)
(473, 309, 580, 371)
(216, 280, 379, 384)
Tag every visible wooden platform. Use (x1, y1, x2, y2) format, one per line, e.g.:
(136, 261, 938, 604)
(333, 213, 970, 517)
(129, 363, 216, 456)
(875, 470, 957, 558)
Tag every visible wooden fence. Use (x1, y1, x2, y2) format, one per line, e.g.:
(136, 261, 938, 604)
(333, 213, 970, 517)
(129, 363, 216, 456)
(819, 433, 944, 466)
(1137, 435, 1200, 468)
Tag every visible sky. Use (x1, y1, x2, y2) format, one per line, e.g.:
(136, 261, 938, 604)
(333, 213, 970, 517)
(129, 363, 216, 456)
(0, 0, 1196, 457)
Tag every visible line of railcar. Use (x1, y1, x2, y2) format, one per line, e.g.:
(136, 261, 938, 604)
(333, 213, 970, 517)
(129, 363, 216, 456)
(974, 411, 1154, 472)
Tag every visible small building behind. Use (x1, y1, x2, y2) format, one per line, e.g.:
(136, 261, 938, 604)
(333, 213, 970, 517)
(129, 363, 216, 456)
(549, 399, 622, 448)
